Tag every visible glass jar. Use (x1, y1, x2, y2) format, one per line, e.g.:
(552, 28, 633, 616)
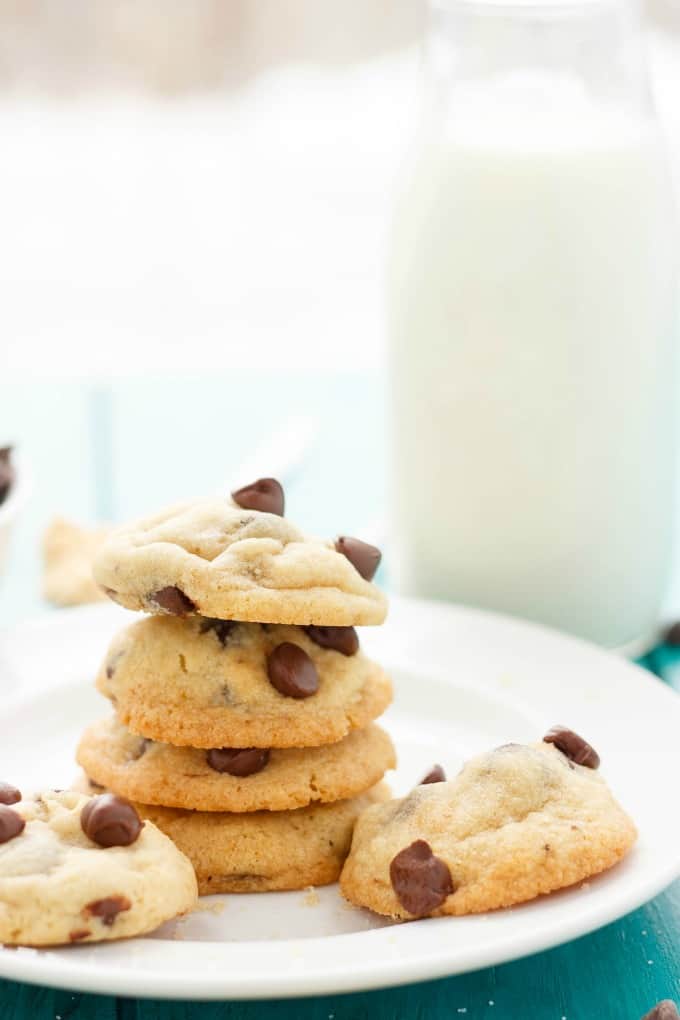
(389, 0, 678, 649)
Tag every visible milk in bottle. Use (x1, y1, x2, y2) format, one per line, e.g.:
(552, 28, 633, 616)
(389, 0, 677, 648)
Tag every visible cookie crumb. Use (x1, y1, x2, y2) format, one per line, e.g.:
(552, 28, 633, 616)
(303, 887, 320, 907)
(191, 899, 226, 916)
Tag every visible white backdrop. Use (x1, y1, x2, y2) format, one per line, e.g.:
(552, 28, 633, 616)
(1, 31, 679, 381)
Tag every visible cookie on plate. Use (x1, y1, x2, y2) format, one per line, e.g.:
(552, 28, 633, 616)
(340, 732, 637, 919)
(93, 488, 387, 626)
(77, 715, 396, 812)
(79, 778, 390, 894)
(97, 616, 392, 748)
(0, 789, 197, 946)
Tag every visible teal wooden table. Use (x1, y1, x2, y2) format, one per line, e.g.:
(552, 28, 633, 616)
(1, 377, 678, 1020)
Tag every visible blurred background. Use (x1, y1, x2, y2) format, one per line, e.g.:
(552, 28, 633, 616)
(3, 0, 680, 631)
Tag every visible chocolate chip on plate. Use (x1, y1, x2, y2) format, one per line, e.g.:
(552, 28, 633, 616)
(267, 643, 319, 699)
(148, 586, 196, 616)
(642, 1002, 680, 1020)
(335, 536, 381, 581)
(206, 747, 270, 777)
(0, 782, 21, 806)
(420, 764, 446, 785)
(0, 806, 25, 845)
(0, 447, 14, 505)
(543, 726, 600, 769)
(200, 618, 236, 646)
(390, 839, 454, 916)
(81, 794, 143, 847)
(84, 895, 132, 926)
(231, 478, 284, 516)
(304, 625, 359, 657)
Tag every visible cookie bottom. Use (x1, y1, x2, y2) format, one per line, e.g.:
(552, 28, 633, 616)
(139, 785, 390, 894)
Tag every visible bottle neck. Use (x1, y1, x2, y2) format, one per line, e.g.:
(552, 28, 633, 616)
(424, 0, 652, 123)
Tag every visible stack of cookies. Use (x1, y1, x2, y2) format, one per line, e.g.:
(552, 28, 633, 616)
(76, 478, 395, 894)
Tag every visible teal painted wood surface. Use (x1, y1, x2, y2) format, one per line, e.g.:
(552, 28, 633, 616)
(0, 378, 678, 1019)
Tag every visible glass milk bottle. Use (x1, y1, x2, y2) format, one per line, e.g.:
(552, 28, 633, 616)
(389, 0, 677, 649)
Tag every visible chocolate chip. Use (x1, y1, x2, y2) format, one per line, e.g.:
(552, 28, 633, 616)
(642, 1003, 680, 1020)
(80, 794, 143, 847)
(335, 536, 381, 581)
(206, 747, 270, 776)
(543, 726, 600, 769)
(0, 447, 14, 505)
(69, 929, 91, 942)
(0, 782, 21, 805)
(390, 839, 453, 916)
(200, 618, 236, 646)
(267, 643, 319, 698)
(148, 586, 196, 616)
(420, 764, 446, 785)
(0, 806, 25, 845)
(231, 478, 284, 516)
(304, 625, 359, 657)
(664, 622, 680, 646)
(84, 895, 132, 926)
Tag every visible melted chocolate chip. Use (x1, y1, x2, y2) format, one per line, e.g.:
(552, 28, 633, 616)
(148, 586, 196, 616)
(335, 536, 381, 581)
(200, 618, 236, 646)
(206, 747, 270, 777)
(231, 478, 284, 516)
(0, 782, 21, 805)
(0, 806, 25, 845)
(304, 625, 359, 657)
(543, 726, 600, 769)
(0, 447, 14, 505)
(84, 895, 132, 926)
(390, 839, 453, 916)
(80, 794, 143, 847)
(69, 929, 91, 942)
(267, 643, 319, 698)
(420, 764, 446, 785)
(642, 1003, 680, 1020)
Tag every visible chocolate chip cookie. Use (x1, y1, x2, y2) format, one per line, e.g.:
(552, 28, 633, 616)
(93, 490, 386, 626)
(0, 789, 197, 945)
(77, 715, 396, 812)
(97, 616, 392, 748)
(340, 735, 637, 919)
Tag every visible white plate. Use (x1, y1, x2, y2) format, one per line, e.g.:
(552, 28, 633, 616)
(0, 598, 678, 1000)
